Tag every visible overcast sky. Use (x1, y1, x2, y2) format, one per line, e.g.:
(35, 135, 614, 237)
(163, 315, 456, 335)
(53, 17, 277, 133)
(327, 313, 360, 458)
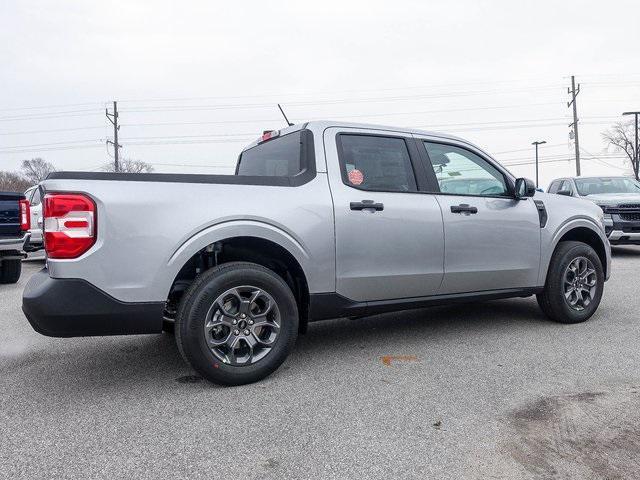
(1, 0, 640, 187)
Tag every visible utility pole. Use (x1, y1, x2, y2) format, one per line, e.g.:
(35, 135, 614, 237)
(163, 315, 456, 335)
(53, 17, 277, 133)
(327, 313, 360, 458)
(567, 75, 581, 176)
(105, 101, 121, 172)
(532, 140, 546, 188)
(623, 111, 640, 180)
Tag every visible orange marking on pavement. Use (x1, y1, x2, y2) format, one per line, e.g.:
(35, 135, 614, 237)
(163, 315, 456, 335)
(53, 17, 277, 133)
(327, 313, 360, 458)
(381, 355, 418, 366)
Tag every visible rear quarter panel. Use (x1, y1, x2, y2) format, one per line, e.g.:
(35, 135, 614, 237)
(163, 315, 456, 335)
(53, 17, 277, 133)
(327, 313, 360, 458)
(43, 176, 335, 303)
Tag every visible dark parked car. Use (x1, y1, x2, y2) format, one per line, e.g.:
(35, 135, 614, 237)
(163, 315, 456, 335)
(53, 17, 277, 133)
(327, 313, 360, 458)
(0, 191, 30, 283)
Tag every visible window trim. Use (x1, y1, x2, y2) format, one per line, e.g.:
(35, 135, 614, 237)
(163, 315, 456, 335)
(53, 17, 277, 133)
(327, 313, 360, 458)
(335, 132, 423, 194)
(234, 128, 317, 187)
(416, 138, 517, 199)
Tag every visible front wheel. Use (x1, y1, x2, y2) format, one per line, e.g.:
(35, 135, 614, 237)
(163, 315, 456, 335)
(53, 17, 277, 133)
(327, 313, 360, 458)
(175, 262, 299, 386)
(537, 241, 604, 324)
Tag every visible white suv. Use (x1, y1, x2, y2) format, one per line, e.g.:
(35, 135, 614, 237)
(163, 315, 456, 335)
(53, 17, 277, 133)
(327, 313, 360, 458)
(23, 186, 43, 251)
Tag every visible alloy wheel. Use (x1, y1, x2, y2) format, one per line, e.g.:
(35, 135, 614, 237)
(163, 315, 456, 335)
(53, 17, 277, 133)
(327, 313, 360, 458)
(204, 286, 281, 365)
(563, 256, 598, 311)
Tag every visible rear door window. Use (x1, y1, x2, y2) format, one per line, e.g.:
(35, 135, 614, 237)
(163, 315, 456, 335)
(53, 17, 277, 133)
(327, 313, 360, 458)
(237, 131, 303, 177)
(336, 134, 417, 192)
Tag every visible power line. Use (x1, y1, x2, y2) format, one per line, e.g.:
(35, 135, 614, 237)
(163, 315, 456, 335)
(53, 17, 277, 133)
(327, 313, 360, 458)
(0, 101, 106, 113)
(0, 111, 103, 122)
(114, 79, 566, 104)
(0, 144, 104, 154)
(0, 139, 103, 150)
(0, 125, 105, 136)
(491, 143, 567, 155)
(118, 86, 566, 114)
(579, 147, 628, 171)
(124, 138, 254, 146)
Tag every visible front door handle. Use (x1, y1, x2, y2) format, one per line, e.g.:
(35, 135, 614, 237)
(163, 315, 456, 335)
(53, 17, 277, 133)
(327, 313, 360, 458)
(350, 200, 384, 211)
(450, 204, 478, 214)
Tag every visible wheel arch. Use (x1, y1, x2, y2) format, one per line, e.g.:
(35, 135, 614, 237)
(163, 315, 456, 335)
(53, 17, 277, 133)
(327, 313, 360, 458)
(541, 220, 609, 284)
(164, 227, 311, 333)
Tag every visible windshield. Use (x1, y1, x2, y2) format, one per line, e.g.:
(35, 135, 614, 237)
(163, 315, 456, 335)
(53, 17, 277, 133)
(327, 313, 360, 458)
(574, 177, 640, 196)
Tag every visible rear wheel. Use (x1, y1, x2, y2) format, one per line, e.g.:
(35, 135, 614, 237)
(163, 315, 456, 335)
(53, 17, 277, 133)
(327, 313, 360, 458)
(175, 262, 298, 386)
(0, 258, 22, 284)
(537, 241, 604, 324)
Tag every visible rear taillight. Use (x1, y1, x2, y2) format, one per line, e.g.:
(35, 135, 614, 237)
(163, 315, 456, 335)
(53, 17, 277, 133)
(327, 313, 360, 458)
(260, 130, 280, 143)
(43, 193, 96, 259)
(19, 199, 31, 231)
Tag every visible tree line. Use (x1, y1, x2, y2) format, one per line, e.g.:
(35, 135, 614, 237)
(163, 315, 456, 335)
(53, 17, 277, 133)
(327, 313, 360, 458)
(0, 158, 154, 192)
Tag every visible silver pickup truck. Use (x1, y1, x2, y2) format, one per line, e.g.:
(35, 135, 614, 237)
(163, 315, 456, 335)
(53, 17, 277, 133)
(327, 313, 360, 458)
(23, 121, 611, 385)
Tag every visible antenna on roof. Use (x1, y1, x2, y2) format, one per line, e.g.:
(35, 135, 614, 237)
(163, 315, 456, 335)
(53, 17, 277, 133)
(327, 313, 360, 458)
(277, 104, 293, 127)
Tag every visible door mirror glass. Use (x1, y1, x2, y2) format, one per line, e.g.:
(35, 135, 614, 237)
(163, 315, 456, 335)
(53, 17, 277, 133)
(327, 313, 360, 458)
(515, 178, 536, 198)
(557, 189, 572, 196)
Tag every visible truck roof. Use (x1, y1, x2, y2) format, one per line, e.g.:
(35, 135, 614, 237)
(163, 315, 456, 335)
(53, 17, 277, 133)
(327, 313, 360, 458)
(241, 120, 472, 152)
(559, 176, 636, 181)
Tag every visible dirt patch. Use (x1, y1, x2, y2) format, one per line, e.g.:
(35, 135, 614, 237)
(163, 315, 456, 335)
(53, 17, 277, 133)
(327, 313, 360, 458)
(506, 387, 640, 479)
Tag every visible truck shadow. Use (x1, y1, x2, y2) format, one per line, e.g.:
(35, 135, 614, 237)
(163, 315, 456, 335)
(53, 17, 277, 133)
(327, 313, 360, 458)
(296, 297, 549, 356)
(11, 297, 558, 393)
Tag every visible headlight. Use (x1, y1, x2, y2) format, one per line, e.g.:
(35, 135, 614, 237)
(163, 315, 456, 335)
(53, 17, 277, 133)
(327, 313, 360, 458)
(597, 204, 612, 219)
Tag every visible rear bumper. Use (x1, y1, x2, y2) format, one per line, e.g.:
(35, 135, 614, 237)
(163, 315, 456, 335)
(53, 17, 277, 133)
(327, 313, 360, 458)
(0, 233, 30, 252)
(22, 268, 164, 338)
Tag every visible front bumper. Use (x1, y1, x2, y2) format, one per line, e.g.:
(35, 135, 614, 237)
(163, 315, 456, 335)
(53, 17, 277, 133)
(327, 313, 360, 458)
(604, 215, 640, 244)
(22, 268, 164, 337)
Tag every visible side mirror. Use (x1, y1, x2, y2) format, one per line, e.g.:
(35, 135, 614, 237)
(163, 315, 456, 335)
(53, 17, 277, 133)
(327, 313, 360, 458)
(515, 178, 536, 199)
(557, 189, 572, 197)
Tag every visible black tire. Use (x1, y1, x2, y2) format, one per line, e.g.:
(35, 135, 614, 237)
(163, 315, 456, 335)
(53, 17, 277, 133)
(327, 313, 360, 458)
(175, 262, 298, 386)
(0, 259, 22, 284)
(537, 241, 604, 324)
(161, 318, 175, 334)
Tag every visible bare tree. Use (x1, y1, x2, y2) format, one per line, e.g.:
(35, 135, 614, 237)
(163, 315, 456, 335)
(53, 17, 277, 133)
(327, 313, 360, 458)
(101, 159, 154, 173)
(21, 157, 56, 184)
(0, 172, 31, 193)
(602, 121, 638, 179)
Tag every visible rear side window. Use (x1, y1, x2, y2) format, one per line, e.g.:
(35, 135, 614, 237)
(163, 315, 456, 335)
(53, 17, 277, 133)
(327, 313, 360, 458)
(337, 134, 417, 192)
(237, 131, 303, 177)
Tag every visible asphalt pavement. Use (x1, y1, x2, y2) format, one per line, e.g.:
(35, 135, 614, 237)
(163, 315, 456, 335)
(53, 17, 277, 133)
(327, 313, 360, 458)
(3, 250, 640, 479)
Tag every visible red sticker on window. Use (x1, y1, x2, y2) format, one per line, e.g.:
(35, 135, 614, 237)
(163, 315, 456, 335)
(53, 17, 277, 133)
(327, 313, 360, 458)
(348, 169, 364, 185)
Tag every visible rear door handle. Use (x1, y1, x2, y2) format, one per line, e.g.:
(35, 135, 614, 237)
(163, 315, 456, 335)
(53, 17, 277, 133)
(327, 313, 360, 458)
(450, 204, 478, 214)
(350, 200, 384, 211)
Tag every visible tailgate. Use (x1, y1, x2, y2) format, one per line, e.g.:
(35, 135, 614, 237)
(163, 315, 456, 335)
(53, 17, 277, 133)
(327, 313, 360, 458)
(0, 192, 25, 239)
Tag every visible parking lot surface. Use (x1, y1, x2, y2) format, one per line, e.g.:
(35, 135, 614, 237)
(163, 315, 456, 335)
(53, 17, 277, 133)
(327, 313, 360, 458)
(2, 250, 640, 479)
